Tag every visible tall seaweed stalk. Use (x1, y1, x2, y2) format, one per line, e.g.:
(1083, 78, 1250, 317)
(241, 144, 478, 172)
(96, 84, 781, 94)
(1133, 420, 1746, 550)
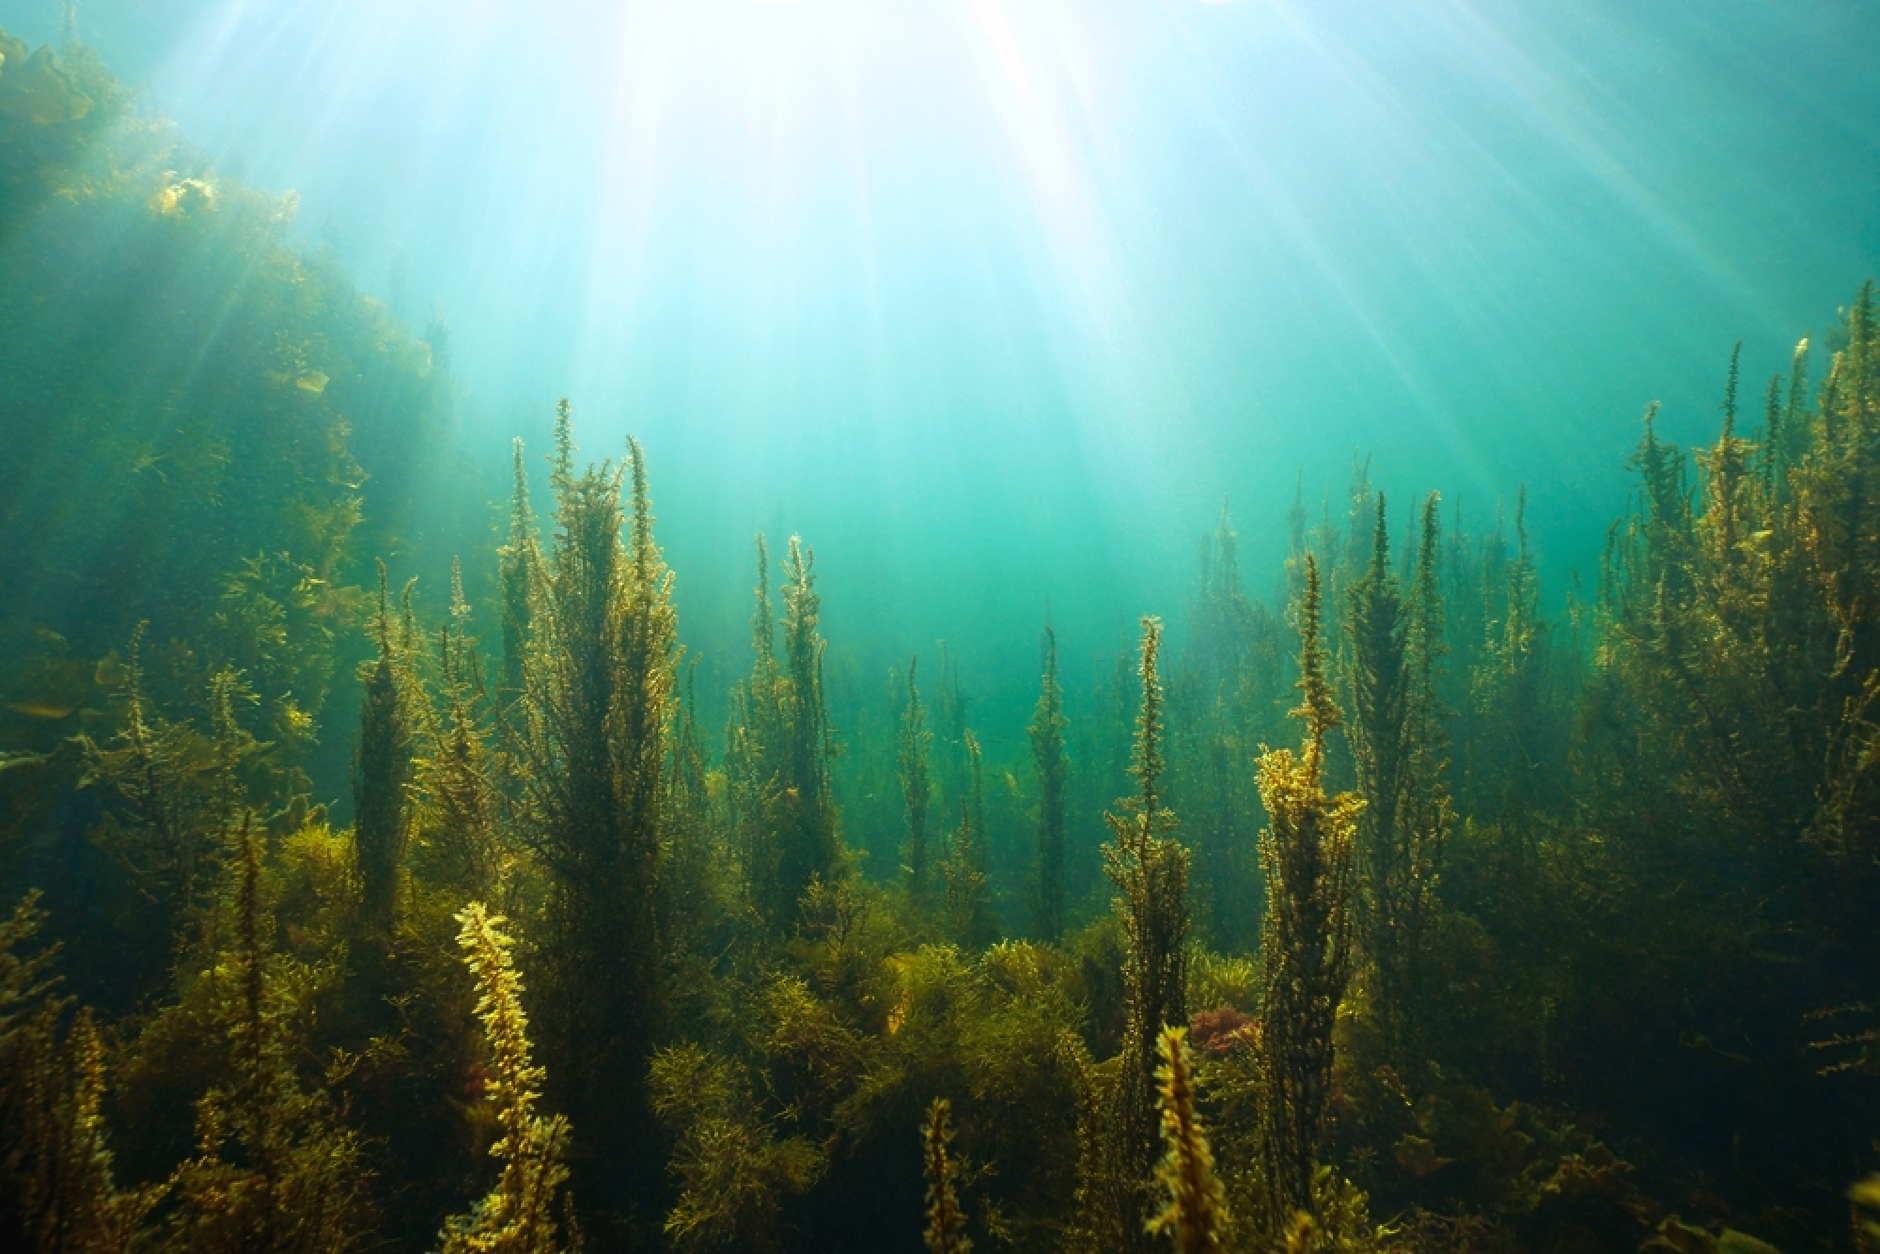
(726, 536, 788, 923)
(777, 537, 837, 916)
(440, 903, 577, 1254)
(899, 657, 934, 909)
(497, 438, 540, 715)
(508, 403, 677, 1215)
(166, 819, 370, 1254)
(1077, 616, 1190, 1253)
(922, 1098, 970, 1254)
(1148, 1026, 1228, 1254)
(1346, 495, 1450, 1062)
(412, 559, 505, 902)
(940, 729, 996, 950)
(1029, 625, 1069, 943)
(1257, 556, 1362, 1229)
(353, 560, 414, 944)
(727, 533, 838, 926)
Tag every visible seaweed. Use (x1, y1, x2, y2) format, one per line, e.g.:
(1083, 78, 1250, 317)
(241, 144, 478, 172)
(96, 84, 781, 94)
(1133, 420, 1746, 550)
(1028, 626, 1069, 944)
(922, 1098, 970, 1254)
(1148, 1026, 1229, 1254)
(439, 903, 576, 1254)
(504, 406, 677, 1230)
(899, 658, 936, 910)
(1257, 556, 1362, 1233)
(160, 819, 371, 1254)
(352, 563, 416, 945)
(1073, 616, 1191, 1254)
(939, 730, 997, 951)
(1347, 496, 1451, 1066)
(776, 538, 838, 918)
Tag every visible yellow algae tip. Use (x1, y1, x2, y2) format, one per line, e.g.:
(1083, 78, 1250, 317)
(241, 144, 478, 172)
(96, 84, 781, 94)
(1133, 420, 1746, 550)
(149, 176, 218, 217)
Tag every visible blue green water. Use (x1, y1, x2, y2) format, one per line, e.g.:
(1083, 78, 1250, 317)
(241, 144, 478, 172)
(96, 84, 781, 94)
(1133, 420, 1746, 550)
(13, 0, 1878, 709)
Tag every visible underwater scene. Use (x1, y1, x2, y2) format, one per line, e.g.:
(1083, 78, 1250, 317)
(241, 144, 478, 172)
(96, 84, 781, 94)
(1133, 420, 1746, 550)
(2, 1, 1880, 1251)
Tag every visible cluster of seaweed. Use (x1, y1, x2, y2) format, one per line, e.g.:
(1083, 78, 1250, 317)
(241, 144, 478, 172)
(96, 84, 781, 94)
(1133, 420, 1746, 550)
(0, 22, 451, 840)
(11, 25, 1880, 1254)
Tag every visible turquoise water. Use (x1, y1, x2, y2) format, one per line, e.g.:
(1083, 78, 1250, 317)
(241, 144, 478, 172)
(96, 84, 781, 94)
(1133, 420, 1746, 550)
(14, 0, 1878, 696)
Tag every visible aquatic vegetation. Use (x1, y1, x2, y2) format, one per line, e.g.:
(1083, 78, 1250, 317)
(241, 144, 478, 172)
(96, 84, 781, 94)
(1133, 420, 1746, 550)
(498, 440, 543, 716)
(353, 564, 416, 945)
(1851, 1174, 1880, 1249)
(0, 43, 94, 126)
(1148, 1026, 1228, 1254)
(939, 730, 997, 951)
(649, 1040, 827, 1252)
(1257, 556, 1362, 1232)
(161, 821, 371, 1254)
(922, 1098, 970, 1254)
(728, 533, 839, 930)
(658, 665, 723, 968)
(1274, 1169, 1397, 1254)
(1641, 1216, 1784, 1254)
(726, 536, 789, 925)
(75, 632, 232, 967)
(1556, 283, 1880, 1231)
(1073, 616, 1191, 1253)
(0, 893, 57, 1046)
(410, 560, 506, 905)
(209, 550, 348, 767)
(505, 406, 677, 1221)
(0, 30, 118, 216)
(0, 25, 441, 811)
(899, 658, 936, 908)
(1027, 626, 1069, 944)
(1174, 508, 1283, 955)
(775, 538, 838, 916)
(439, 903, 575, 1254)
(1346, 495, 1451, 1065)
(0, 892, 159, 1254)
